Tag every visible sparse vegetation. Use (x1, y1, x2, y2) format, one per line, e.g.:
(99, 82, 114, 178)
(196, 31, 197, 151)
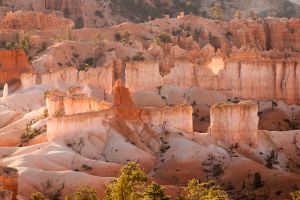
(132, 52, 145, 61)
(253, 172, 264, 189)
(30, 192, 48, 200)
(208, 32, 221, 50)
(186, 179, 228, 200)
(290, 190, 300, 200)
(157, 32, 171, 44)
(210, 4, 224, 20)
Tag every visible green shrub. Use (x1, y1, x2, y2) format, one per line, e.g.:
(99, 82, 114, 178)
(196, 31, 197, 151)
(30, 192, 48, 200)
(74, 186, 98, 200)
(132, 52, 145, 61)
(291, 190, 300, 200)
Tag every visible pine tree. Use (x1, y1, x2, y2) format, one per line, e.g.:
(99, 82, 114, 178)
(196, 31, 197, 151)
(142, 182, 170, 200)
(104, 162, 148, 200)
(234, 10, 242, 19)
(73, 186, 98, 200)
(211, 4, 224, 20)
(290, 190, 300, 200)
(186, 179, 228, 200)
(253, 172, 264, 189)
(30, 192, 48, 200)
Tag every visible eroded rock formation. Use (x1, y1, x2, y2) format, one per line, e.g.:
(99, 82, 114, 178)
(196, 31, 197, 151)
(47, 80, 193, 140)
(0, 11, 74, 30)
(0, 49, 30, 86)
(208, 101, 259, 147)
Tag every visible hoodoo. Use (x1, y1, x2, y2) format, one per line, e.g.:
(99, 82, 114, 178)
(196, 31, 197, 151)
(208, 101, 259, 147)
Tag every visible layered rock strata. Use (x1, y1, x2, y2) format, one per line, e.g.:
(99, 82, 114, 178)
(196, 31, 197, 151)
(208, 101, 259, 147)
(47, 80, 193, 140)
(0, 11, 74, 30)
(0, 49, 30, 86)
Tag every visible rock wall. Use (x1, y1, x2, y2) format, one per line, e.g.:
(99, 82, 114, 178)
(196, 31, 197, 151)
(47, 109, 114, 140)
(47, 80, 193, 139)
(140, 105, 193, 133)
(20, 73, 38, 89)
(264, 17, 300, 51)
(208, 101, 258, 147)
(0, 11, 74, 30)
(228, 19, 267, 50)
(46, 91, 112, 117)
(124, 58, 300, 104)
(125, 61, 163, 92)
(37, 64, 114, 93)
(0, 49, 30, 86)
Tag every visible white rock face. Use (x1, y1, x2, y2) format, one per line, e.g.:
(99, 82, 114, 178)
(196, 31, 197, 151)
(125, 61, 163, 92)
(208, 101, 259, 147)
(2, 83, 8, 99)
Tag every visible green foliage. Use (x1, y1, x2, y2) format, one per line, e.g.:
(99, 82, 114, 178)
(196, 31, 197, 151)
(208, 32, 221, 50)
(249, 11, 257, 20)
(253, 172, 264, 189)
(64, 195, 72, 200)
(30, 192, 48, 200)
(74, 186, 98, 200)
(114, 31, 132, 46)
(234, 10, 241, 19)
(75, 16, 84, 29)
(210, 4, 224, 20)
(291, 190, 300, 200)
(142, 182, 170, 200)
(104, 162, 148, 200)
(157, 32, 171, 44)
(186, 179, 228, 200)
(132, 52, 145, 61)
(21, 34, 31, 54)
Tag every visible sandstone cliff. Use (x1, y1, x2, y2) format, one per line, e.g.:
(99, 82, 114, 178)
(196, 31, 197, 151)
(208, 101, 259, 147)
(0, 49, 30, 86)
(0, 11, 74, 30)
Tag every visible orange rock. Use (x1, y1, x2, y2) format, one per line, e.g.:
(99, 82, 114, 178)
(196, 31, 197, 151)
(0, 11, 74, 30)
(0, 49, 30, 86)
(208, 101, 258, 147)
(0, 167, 18, 200)
(113, 79, 136, 107)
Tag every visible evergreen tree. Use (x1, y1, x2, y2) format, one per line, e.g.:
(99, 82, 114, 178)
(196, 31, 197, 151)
(30, 192, 48, 200)
(104, 162, 148, 200)
(234, 10, 242, 19)
(291, 190, 300, 200)
(211, 4, 224, 20)
(142, 182, 170, 200)
(186, 179, 228, 200)
(253, 172, 264, 189)
(74, 186, 98, 200)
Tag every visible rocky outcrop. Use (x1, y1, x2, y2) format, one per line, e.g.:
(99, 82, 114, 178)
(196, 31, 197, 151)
(228, 19, 266, 50)
(47, 80, 193, 140)
(264, 17, 300, 51)
(208, 101, 258, 147)
(124, 56, 300, 104)
(21, 63, 114, 93)
(0, 167, 18, 200)
(46, 90, 112, 117)
(0, 49, 30, 87)
(125, 61, 163, 92)
(0, 11, 74, 30)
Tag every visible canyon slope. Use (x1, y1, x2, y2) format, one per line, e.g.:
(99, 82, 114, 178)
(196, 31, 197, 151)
(0, 11, 300, 200)
(0, 0, 299, 28)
